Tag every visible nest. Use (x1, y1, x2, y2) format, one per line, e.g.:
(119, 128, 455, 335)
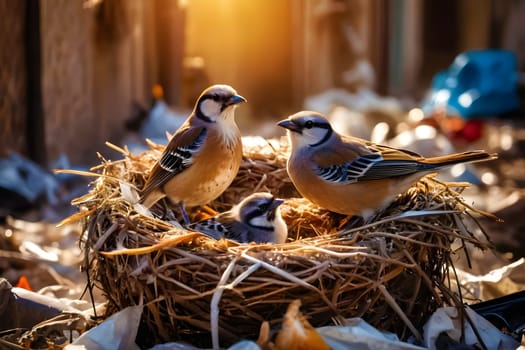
(66, 136, 494, 348)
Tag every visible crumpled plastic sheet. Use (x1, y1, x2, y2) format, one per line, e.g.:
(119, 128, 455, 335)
(54, 303, 520, 350)
(65, 305, 143, 350)
(455, 258, 525, 300)
(0, 153, 60, 204)
(0, 153, 86, 205)
(316, 318, 426, 350)
(146, 319, 427, 350)
(139, 99, 186, 143)
(124, 99, 187, 154)
(423, 306, 519, 350)
(304, 88, 402, 117)
(0, 278, 93, 331)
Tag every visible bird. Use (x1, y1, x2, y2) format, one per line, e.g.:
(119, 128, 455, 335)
(140, 84, 246, 223)
(277, 111, 497, 220)
(187, 192, 288, 244)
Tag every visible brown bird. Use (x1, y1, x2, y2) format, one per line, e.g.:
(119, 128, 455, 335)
(140, 84, 246, 223)
(278, 111, 497, 220)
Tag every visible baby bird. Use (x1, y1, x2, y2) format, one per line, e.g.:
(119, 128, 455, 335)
(278, 111, 497, 220)
(188, 192, 288, 244)
(140, 84, 246, 223)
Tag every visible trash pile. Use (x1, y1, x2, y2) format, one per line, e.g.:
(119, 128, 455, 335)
(1, 49, 524, 349)
(0, 153, 88, 222)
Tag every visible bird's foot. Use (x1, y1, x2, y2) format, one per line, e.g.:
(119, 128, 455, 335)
(191, 205, 217, 222)
(179, 202, 191, 225)
(200, 204, 218, 217)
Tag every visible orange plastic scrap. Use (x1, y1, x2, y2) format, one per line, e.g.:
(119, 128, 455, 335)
(274, 299, 331, 350)
(15, 275, 32, 291)
(257, 321, 275, 350)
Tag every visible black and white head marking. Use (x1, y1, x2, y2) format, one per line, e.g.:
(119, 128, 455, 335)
(278, 111, 333, 148)
(238, 193, 283, 231)
(195, 84, 246, 123)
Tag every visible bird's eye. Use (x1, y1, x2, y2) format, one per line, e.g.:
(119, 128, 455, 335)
(258, 203, 269, 212)
(211, 94, 220, 101)
(304, 120, 314, 129)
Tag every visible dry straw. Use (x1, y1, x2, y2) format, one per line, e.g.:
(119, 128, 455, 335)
(61, 136, 494, 348)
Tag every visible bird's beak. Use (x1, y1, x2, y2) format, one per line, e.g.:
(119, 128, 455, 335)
(277, 119, 302, 133)
(224, 94, 247, 107)
(267, 198, 284, 220)
(270, 198, 285, 210)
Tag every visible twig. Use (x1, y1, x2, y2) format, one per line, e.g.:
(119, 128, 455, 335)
(378, 285, 422, 342)
(211, 256, 240, 349)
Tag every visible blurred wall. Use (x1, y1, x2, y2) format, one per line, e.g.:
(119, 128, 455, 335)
(0, 1, 27, 158)
(418, 0, 518, 97)
(184, 0, 294, 128)
(1, 0, 521, 164)
(41, 0, 95, 164)
(41, 0, 158, 164)
(0, 0, 169, 165)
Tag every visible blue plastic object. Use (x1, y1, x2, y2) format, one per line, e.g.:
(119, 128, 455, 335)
(423, 50, 520, 119)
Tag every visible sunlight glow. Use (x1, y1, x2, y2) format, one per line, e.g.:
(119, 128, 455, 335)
(500, 133, 513, 151)
(407, 108, 425, 123)
(414, 125, 437, 139)
(481, 172, 497, 185)
(434, 89, 450, 105)
(450, 164, 466, 177)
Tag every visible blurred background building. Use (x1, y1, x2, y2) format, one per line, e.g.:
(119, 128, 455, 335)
(1, 0, 523, 165)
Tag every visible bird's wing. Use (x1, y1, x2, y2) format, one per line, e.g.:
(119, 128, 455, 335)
(189, 213, 248, 242)
(223, 221, 251, 243)
(141, 124, 208, 198)
(187, 217, 228, 240)
(363, 140, 424, 160)
(313, 137, 430, 184)
(214, 213, 251, 242)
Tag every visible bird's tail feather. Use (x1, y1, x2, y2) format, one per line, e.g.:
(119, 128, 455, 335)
(140, 189, 166, 208)
(422, 150, 498, 169)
